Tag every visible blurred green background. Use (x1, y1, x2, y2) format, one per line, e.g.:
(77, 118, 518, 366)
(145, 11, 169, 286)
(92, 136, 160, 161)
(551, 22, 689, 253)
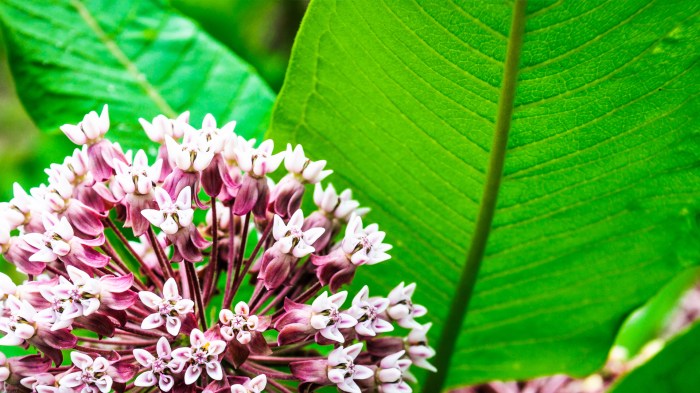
(0, 0, 307, 201)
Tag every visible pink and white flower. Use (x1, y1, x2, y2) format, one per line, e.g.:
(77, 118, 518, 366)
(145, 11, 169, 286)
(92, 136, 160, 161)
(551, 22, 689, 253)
(23, 215, 108, 270)
(313, 215, 392, 292)
(59, 352, 113, 393)
(232, 139, 284, 217)
(405, 323, 437, 372)
(290, 343, 372, 393)
(276, 291, 356, 345)
(171, 329, 226, 385)
(313, 183, 369, 222)
(347, 286, 393, 337)
(141, 187, 210, 262)
(376, 351, 413, 393)
(272, 210, 324, 258)
(258, 210, 324, 289)
(133, 337, 177, 391)
(59, 106, 110, 146)
(139, 278, 194, 335)
(113, 150, 162, 236)
(219, 301, 267, 345)
(38, 266, 136, 330)
(386, 282, 427, 329)
(283, 144, 332, 184)
(230, 374, 267, 393)
(139, 112, 189, 144)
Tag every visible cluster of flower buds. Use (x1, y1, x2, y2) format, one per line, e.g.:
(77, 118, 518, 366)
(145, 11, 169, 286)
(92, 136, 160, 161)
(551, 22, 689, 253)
(0, 106, 435, 393)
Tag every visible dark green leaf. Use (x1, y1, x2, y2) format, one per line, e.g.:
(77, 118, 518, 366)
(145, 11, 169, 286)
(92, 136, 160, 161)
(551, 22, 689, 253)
(0, 0, 275, 150)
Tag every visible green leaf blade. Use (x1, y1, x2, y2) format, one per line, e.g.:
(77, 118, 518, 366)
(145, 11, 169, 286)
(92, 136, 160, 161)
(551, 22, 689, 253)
(0, 0, 275, 150)
(268, 0, 700, 389)
(610, 320, 700, 392)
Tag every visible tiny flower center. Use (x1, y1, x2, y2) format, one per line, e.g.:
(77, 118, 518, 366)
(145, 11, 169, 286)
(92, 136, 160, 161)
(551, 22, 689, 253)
(151, 358, 167, 374)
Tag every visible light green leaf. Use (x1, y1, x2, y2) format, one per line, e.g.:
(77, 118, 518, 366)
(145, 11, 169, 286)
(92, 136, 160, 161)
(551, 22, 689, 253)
(614, 267, 700, 358)
(0, 0, 274, 150)
(268, 0, 700, 389)
(610, 321, 700, 393)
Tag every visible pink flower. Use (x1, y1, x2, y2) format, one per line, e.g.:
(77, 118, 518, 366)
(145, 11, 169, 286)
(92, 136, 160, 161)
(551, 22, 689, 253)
(20, 372, 60, 393)
(376, 351, 413, 393)
(139, 112, 189, 144)
(327, 344, 374, 393)
(23, 215, 108, 271)
(230, 374, 266, 393)
(59, 352, 113, 393)
(0, 296, 39, 345)
(171, 329, 226, 385)
(59, 105, 127, 181)
(0, 353, 52, 391)
(139, 112, 190, 182)
(259, 210, 324, 289)
(0, 296, 76, 365)
(113, 150, 162, 236)
(141, 187, 210, 262)
(347, 286, 393, 337)
(37, 266, 135, 330)
(165, 134, 215, 174)
(405, 323, 436, 372)
(59, 105, 110, 146)
(290, 343, 372, 393)
(231, 139, 284, 217)
(236, 139, 284, 179)
(219, 301, 268, 345)
(386, 282, 427, 329)
(139, 278, 194, 335)
(133, 337, 178, 391)
(272, 210, 324, 258)
(268, 144, 332, 218)
(276, 291, 356, 345)
(313, 215, 392, 292)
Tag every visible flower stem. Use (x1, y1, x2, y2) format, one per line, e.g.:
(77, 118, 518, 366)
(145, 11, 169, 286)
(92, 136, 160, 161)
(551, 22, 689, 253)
(185, 261, 207, 330)
(147, 227, 174, 280)
(203, 199, 219, 302)
(230, 217, 272, 304)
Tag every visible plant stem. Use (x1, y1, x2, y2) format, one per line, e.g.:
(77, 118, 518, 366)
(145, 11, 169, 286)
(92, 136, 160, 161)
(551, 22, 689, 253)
(422, 1, 526, 391)
(230, 218, 273, 303)
(185, 261, 207, 330)
(147, 227, 174, 280)
(204, 199, 219, 302)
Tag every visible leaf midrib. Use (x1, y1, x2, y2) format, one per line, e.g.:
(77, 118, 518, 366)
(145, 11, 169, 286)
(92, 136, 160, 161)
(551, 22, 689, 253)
(70, 0, 177, 118)
(422, 0, 528, 391)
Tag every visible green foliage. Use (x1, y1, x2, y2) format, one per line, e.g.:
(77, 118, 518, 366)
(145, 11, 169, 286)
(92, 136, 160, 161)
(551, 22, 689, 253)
(173, 0, 306, 91)
(610, 322, 700, 392)
(0, 0, 275, 151)
(614, 267, 700, 358)
(268, 0, 700, 389)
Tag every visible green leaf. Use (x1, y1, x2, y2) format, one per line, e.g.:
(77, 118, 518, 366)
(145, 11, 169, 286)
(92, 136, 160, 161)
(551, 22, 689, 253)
(0, 0, 275, 151)
(614, 267, 700, 358)
(609, 321, 700, 393)
(268, 0, 700, 389)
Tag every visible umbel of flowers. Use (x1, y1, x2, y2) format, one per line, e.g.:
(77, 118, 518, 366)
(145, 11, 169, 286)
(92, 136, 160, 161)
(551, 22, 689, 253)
(0, 106, 435, 393)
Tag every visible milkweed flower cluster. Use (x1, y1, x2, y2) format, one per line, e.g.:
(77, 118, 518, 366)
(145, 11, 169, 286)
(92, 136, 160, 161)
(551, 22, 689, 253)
(0, 107, 435, 393)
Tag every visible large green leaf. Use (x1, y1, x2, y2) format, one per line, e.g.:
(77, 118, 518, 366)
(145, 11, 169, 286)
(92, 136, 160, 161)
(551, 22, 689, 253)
(268, 0, 700, 389)
(610, 321, 700, 393)
(0, 0, 274, 150)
